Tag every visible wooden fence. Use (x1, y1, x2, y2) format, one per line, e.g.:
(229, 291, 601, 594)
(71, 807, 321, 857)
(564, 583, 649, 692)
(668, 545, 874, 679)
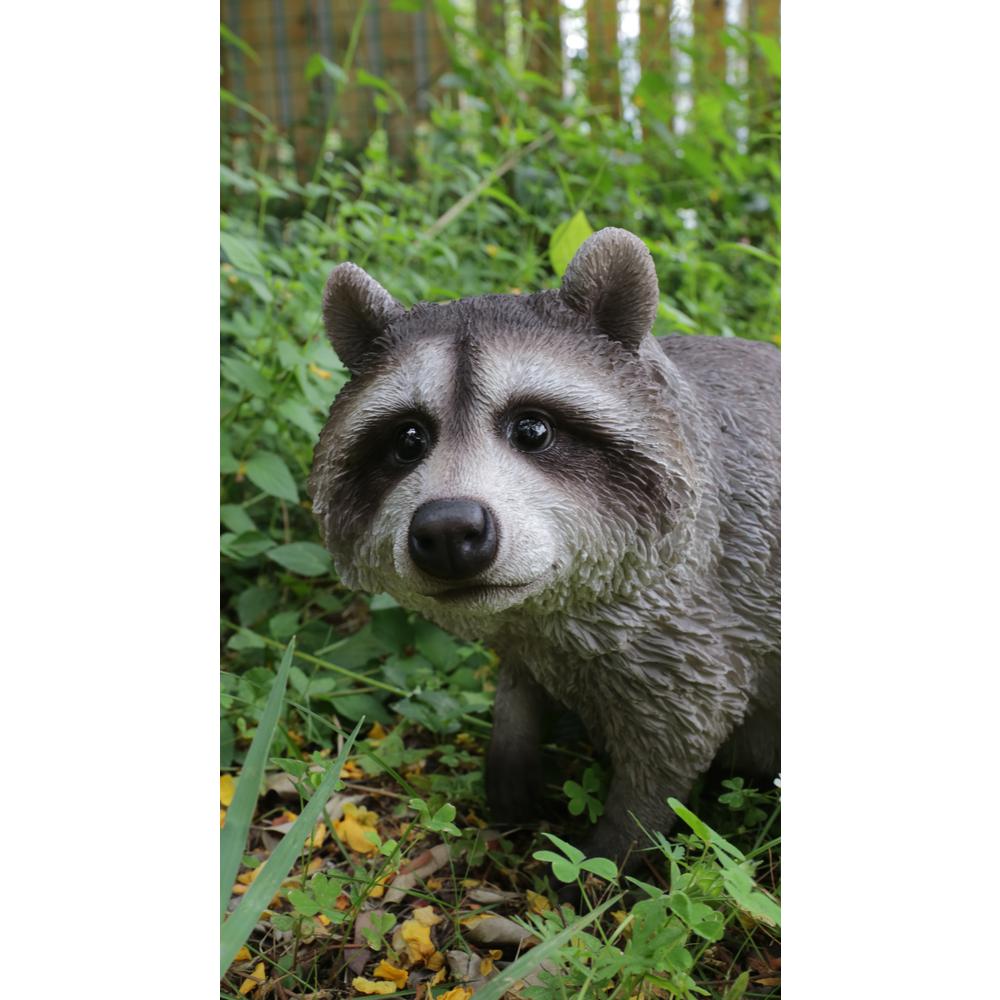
(222, 0, 779, 170)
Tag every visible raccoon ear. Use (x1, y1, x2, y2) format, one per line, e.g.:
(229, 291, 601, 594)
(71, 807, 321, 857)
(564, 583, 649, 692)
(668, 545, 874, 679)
(558, 228, 659, 350)
(322, 262, 404, 374)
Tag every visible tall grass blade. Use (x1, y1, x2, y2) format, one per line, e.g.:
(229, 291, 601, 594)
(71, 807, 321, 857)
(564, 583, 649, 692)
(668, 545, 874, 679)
(472, 898, 616, 1000)
(220, 637, 295, 921)
(220, 717, 364, 976)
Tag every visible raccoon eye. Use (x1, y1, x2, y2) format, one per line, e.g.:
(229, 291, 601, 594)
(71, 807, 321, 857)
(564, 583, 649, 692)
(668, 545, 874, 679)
(392, 421, 429, 464)
(508, 412, 554, 453)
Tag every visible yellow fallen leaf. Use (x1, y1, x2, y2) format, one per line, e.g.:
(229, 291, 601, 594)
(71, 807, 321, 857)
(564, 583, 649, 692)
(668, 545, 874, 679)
(234, 946, 251, 962)
(220, 808, 227, 828)
(526, 890, 550, 914)
(425, 877, 444, 891)
(426, 950, 445, 971)
(237, 862, 265, 886)
(367, 721, 388, 741)
(412, 905, 443, 927)
(431, 965, 447, 985)
(317, 913, 331, 926)
(333, 802, 380, 855)
(309, 821, 328, 849)
(220, 774, 236, 806)
(399, 918, 436, 963)
(460, 913, 495, 929)
(479, 947, 503, 975)
(460, 878, 481, 889)
(373, 960, 408, 988)
(352, 976, 396, 995)
(436, 989, 473, 1000)
(369, 871, 394, 900)
(340, 759, 364, 780)
(238, 961, 265, 995)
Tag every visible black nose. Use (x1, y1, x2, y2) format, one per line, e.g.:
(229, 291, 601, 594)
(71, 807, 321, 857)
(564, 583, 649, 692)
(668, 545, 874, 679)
(408, 499, 498, 580)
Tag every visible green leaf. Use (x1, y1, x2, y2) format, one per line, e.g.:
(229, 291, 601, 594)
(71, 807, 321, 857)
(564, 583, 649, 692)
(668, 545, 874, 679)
(303, 53, 346, 85)
(221, 717, 364, 974)
(471, 899, 616, 1000)
(580, 857, 618, 881)
(549, 210, 594, 278)
(221, 23, 259, 63)
(266, 542, 332, 577)
(278, 399, 322, 439)
(220, 232, 265, 277)
(221, 357, 271, 398)
(539, 831, 585, 865)
(244, 452, 299, 503)
(356, 69, 407, 113)
(286, 888, 321, 916)
(723, 971, 751, 1000)
(220, 639, 295, 921)
(220, 504, 256, 534)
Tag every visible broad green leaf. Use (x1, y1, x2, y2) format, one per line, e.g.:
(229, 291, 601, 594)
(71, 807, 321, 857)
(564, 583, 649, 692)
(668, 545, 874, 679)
(221, 357, 271, 399)
(277, 399, 322, 440)
(539, 831, 585, 865)
(266, 542, 332, 577)
(244, 451, 298, 503)
(220, 504, 256, 534)
(549, 210, 594, 278)
(580, 857, 618, 881)
(286, 888, 321, 916)
(220, 639, 295, 921)
(220, 232, 265, 277)
(303, 53, 346, 84)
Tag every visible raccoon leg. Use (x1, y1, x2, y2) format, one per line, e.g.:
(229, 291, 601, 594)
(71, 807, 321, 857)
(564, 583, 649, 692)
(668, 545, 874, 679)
(485, 665, 551, 824)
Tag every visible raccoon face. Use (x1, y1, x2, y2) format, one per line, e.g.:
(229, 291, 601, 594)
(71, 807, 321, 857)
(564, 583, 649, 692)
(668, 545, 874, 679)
(309, 229, 698, 639)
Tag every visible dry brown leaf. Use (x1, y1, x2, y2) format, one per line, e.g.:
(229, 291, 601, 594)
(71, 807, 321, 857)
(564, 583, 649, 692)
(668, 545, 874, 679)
(384, 844, 451, 903)
(461, 913, 537, 949)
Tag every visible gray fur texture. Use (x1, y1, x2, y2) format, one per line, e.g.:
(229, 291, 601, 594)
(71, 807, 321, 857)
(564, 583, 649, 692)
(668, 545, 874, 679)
(309, 228, 780, 868)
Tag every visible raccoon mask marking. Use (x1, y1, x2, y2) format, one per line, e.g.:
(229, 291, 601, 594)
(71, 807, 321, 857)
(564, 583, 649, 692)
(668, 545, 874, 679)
(309, 228, 780, 875)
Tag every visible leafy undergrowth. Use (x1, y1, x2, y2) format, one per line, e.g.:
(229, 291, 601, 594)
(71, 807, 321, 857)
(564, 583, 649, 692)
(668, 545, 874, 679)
(220, 635, 780, 1000)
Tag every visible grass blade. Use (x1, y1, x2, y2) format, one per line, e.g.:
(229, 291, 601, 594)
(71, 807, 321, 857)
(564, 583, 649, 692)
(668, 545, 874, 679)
(220, 637, 295, 921)
(471, 897, 616, 1000)
(220, 717, 364, 976)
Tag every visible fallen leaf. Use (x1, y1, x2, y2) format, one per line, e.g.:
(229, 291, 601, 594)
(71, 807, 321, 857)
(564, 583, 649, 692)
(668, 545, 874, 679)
(352, 976, 397, 995)
(468, 888, 519, 905)
(384, 844, 451, 903)
(238, 961, 266, 995)
(525, 890, 550, 914)
(334, 802, 380, 855)
(394, 917, 436, 965)
(373, 960, 408, 988)
(367, 721, 388, 741)
(221, 774, 236, 806)
(461, 914, 537, 949)
(412, 905, 443, 927)
(436, 987, 473, 1000)
(340, 759, 364, 780)
(234, 946, 251, 962)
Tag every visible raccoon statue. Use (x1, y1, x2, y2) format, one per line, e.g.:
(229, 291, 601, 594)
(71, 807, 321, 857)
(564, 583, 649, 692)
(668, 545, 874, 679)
(309, 228, 780, 874)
